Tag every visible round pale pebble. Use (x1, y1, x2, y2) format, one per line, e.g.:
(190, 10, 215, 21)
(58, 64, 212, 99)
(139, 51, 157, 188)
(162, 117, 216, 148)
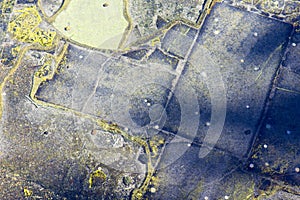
(150, 187, 156, 193)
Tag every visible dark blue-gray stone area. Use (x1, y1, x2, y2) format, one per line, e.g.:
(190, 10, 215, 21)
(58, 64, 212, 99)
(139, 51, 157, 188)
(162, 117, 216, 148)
(162, 23, 198, 58)
(249, 38, 300, 187)
(153, 3, 296, 199)
(123, 49, 148, 60)
(16, 0, 38, 4)
(184, 3, 292, 158)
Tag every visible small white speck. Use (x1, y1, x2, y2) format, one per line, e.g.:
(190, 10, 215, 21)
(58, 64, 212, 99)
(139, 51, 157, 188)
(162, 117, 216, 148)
(263, 144, 268, 149)
(2, 92, 6, 96)
(224, 195, 229, 200)
(286, 130, 291, 135)
(240, 59, 245, 63)
(147, 103, 151, 107)
(201, 72, 207, 78)
(295, 167, 300, 173)
(292, 43, 297, 47)
(205, 122, 211, 126)
(246, 105, 250, 109)
(187, 143, 191, 147)
(150, 187, 156, 193)
(154, 125, 159, 129)
(213, 30, 220, 35)
(254, 66, 260, 71)
(253, 32, 258, 37)
(214, 18, 219, 22)
(79, 55, 83, 59)
(266, 124, 271, 129)
(124, 127, 129, 131)
(204, 196, 209, 200)
(265, 162, 269, 167)
(144, 99, 148, 103)
(195, 111, 199, 115)
(249, 163, 254, 168)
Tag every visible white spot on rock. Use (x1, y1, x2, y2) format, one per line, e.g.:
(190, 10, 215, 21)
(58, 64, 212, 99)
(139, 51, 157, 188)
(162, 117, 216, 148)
(213, 30, 220, 35)
(254, 66, 260, 71)
(266, 124, 271, 129)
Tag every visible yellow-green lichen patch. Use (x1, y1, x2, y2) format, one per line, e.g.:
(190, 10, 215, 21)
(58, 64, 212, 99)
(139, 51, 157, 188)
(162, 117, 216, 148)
(89, 167, 107, 188)
(1, 0, 15, 14)
(52, 0, 129, 50)
(8, 6, 56, 47)
(23, 188, 33, 197)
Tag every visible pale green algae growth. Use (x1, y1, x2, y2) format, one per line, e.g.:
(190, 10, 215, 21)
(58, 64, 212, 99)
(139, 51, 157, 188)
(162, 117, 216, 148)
(53, 0, 128, 49)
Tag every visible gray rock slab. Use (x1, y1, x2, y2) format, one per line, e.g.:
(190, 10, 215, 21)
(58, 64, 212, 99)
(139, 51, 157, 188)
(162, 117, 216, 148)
(39, 0, 63, 17)
(122, 48, 148, 60)
(277, 67, 300, 93)
(151, 141, 300, 199)
(162, 23, 198, 58)
(165, 3, 293, 158)
(37, 44, 177, 137)
(149, 144, 242, 199)
(0, 59, 145, 198)
(249, 72, 300, 186)
(248, 34, 300, 186)
(37, 44, 108, 110)
(17, 0, 38, 4)
(283, 32, 300, 75)
(147, 48, 179, 70)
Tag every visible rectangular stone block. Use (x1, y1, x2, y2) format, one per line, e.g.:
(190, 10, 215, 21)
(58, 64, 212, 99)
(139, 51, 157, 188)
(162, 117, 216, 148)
(168, 3, 293, 158)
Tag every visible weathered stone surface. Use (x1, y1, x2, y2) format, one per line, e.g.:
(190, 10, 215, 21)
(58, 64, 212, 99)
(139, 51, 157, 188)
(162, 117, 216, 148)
(1, 0, 300, 199)
(166, 3, 293, 157)
(249, 66, 300, 187)
(37, 44, 176, 136)
(162, 23, 197, 58)
(147, 48, 179, 70)
(128, 0, 204, 38)
(151, 145, 241, 199)
(284, 33, 300, 75)
(248, 31, 300, 187)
